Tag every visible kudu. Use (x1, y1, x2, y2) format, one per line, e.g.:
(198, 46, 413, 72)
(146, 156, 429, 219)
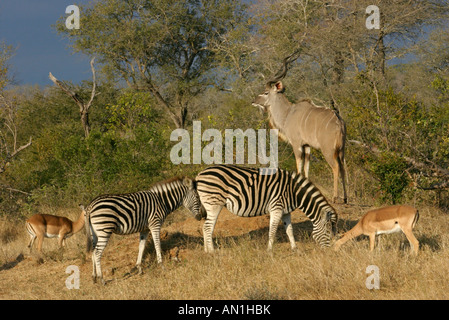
(252, 59, 347, 203)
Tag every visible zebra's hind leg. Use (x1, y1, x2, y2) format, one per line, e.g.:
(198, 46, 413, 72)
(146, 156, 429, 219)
(267, 210, 283, 251)
(202, 204, 223, 253)
(149, 223, 163, 265)
(91, 236, 109, 285)
(135, 230, 149, 274)
(282, 213, 297, 251)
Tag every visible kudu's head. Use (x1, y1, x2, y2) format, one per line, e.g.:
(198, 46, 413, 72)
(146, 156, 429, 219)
(252, 81, 286, 113)
(252, 56, 289, 113)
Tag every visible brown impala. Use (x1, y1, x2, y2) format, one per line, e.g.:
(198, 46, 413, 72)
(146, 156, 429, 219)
(26, 209, 85, 252)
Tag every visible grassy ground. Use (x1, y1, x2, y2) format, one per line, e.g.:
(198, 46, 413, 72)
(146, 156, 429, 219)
(1, 201, 448, 300)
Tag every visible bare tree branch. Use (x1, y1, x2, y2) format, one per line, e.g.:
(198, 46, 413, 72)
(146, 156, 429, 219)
(0, 183, 31, 196)
(49, 57, 97, 137)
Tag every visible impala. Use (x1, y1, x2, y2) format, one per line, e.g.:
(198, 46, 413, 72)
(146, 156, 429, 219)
(334, 205, 419, 254)
(26, 209, 86, 252)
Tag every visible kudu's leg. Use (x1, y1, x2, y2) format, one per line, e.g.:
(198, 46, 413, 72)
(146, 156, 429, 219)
(293, 146, 305, 176)
(331, 148, 347, 204)
(338, 149, 348, 204)
(303, 146, 311, 178)
(332, 158, 339, 203)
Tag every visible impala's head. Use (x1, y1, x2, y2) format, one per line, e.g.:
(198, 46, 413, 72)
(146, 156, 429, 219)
(312, 207, 338, 247)
(252, 81, 285, 113)
(181, 177, 202, 221)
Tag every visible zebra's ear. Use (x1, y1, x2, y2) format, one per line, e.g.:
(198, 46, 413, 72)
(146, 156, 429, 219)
(182, 177, 195, 190)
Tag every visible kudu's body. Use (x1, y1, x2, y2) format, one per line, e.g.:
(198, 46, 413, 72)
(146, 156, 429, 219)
(26, 211, 85, 252)
(253, 81, 347, 203)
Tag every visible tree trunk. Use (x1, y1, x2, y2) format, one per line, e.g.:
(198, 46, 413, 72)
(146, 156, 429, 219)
(81, 111, 90, 138)
(376, 30, 386, 78)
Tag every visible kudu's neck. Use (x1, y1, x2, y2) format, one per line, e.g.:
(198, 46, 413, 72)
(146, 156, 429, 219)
(267, 93, 293, 135)
(268, 93, 293, 127)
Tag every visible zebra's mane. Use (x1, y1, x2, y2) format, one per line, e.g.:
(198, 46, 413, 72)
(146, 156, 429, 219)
(288, 170, 336, 212)
(148, 176, 186, 194)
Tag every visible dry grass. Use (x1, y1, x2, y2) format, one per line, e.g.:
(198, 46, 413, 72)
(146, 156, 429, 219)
(1, 204, 449, 300)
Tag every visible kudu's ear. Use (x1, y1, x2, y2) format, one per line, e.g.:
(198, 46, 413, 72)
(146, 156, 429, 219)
(274, 81, 284, 93)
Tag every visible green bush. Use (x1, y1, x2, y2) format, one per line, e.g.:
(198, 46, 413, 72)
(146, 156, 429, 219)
(369, 151, 410, 204)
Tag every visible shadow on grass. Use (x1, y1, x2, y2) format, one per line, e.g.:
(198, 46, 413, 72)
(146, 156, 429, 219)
(0, 253, 24, 271)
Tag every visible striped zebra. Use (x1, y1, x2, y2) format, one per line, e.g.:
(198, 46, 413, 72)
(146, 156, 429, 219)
(84, 177, 201, 285)
(196, 165, 338, 252)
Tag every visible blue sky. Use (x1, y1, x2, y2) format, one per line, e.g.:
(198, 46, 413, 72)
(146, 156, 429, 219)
(0, 0, 91, 87)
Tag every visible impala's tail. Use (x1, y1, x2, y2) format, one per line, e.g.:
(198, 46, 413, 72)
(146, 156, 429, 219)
(412, 209, 420, 229)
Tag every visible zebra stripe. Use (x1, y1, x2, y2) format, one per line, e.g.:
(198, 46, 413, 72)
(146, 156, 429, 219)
(196, 165, 337, 252)
(85, 177, 201, 285)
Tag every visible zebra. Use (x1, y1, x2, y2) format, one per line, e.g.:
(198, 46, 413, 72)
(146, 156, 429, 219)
(84, 176, 201, 285)
(196, 165, 338, 252)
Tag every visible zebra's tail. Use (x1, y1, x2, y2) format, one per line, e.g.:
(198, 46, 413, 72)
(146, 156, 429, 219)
(80, 204, 93, 253)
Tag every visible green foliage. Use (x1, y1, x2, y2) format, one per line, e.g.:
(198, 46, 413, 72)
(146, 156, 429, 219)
(369, 152, 410, 204)
(1, 0, 449, 216)
(105, 91, 159, 131)
(4, 86, 172, 209)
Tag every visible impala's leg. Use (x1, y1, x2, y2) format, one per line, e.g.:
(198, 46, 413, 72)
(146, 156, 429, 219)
(58, 233, 65, 249)
(136, 230, 149, 273)
(202, 204, 223, 253)
(402, 228, 419, 255)
(28, 235, 36, 251)
(303, 145, 311, 178)
(267, 210, 283, 251)
(149, 222, 163, 264)
(282, 213, 297, 250)
(26, 222, 36, 251)
(37, 235, 44, 253)
(369, 233, 376, 252)
(334, 223, 363, 251)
